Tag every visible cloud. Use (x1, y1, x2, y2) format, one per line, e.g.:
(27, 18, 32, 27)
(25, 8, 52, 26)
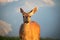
(0, 0, 18, 3)
(0, 0, 55, 11)
(22, 0, 44, 10)
(42, 0, 55, 6)
(0, 20, 12, 36)
(17, 0, 55, 13)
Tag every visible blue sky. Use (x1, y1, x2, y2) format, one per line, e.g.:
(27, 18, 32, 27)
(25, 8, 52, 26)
(0, 0, 60, 39)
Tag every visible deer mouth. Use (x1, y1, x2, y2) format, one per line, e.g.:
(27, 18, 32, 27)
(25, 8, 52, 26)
(24, 21, 29, 23)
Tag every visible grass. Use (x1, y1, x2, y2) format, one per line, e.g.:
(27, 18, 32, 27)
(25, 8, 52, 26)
(0, 36, 60, 40)
(0, 36, 19, 40)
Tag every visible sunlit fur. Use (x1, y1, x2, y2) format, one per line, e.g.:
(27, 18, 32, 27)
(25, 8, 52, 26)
(19, 7, 40, 40)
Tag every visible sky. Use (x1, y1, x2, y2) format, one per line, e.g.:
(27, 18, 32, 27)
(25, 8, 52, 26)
(0, 0, 60, 39)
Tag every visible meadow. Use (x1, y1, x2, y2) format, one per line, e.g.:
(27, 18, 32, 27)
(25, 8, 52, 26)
(0, 36, 59, 40)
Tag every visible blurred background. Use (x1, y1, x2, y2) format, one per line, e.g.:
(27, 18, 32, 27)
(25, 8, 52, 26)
(0, 0, 60, 39)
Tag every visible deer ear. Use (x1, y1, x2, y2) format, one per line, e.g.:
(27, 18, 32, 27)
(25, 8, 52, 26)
(20, 8, 25, 14)
(28, 7, 38, 16)
(20, 8, 24, 13)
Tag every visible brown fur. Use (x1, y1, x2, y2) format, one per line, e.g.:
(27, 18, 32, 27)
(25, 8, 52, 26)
(19, 21, 40, 40)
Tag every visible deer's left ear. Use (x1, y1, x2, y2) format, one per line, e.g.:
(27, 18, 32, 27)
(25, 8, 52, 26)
(28, 7, 38, 16)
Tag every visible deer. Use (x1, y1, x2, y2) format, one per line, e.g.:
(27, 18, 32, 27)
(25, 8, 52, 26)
(19, 7, 40, 40)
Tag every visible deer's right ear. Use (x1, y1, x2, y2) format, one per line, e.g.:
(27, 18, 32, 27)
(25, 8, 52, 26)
(28, 7, 38, 16)
(20, 8, 25, 14)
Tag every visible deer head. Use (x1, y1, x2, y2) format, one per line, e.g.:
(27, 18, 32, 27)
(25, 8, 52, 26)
(20, 7, 38, 23)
